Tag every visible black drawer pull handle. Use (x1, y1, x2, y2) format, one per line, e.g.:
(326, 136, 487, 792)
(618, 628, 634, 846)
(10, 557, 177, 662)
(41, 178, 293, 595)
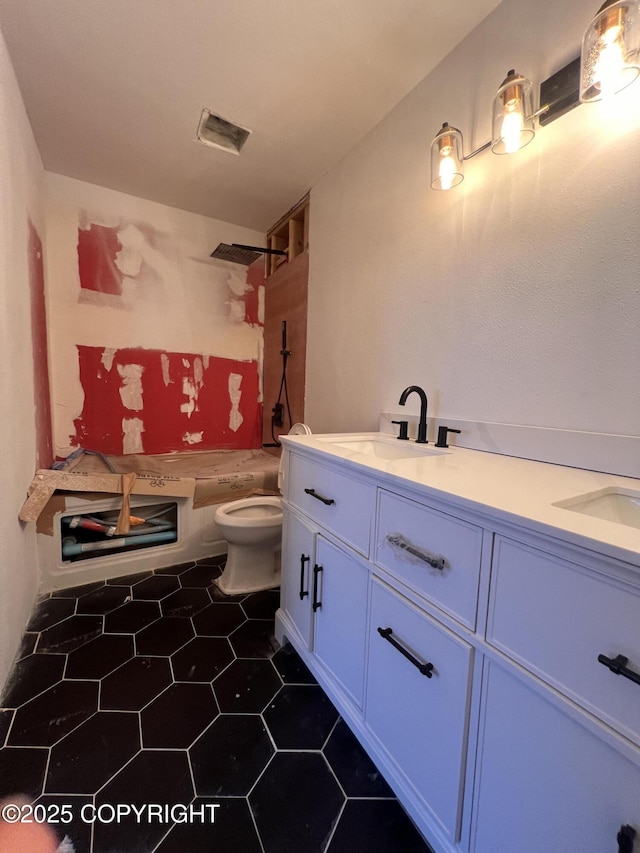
(304, 488, 335, 506)
(377, 627, 434, 678)
(617, 824, 636, 853)
(312, 564, 323, 611)
(598, 654, 640, 687)
(386, 534, 446, 571)
(299, 554, 310, 600)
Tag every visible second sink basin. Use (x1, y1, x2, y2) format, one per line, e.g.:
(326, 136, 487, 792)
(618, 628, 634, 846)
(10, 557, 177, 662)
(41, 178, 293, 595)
(553, 488, 640, 530)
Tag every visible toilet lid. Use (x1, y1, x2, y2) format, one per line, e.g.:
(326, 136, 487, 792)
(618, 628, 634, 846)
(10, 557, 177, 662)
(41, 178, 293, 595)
(288, 423, 312, 435)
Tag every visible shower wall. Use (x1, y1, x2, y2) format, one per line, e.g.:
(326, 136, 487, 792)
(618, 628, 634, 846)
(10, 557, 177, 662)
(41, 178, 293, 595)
(45, 174, 267, 457)
(262, 251, 309, 446)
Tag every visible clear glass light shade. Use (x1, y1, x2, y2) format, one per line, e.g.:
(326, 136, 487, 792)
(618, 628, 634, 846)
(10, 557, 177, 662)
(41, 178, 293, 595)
(491, 71, 536, 154)
(580, 0, 640, 101)
(430, 123, 464, 190)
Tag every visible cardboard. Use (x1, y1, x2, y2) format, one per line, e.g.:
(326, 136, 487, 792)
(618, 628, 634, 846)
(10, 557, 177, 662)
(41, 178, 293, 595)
(20, 469, 195, 529)
(21, 449, 279, 534)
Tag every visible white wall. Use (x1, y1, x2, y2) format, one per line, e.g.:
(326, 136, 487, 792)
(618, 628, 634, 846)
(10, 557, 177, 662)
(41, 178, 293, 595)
(45, 174, 265, 456)
(306, 0, 640, 453)
(0, 27, 45, 689)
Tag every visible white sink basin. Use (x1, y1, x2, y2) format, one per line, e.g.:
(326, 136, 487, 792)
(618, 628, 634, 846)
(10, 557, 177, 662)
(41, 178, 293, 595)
(319, 435, 447, 460)
(553, 488, 640, 530)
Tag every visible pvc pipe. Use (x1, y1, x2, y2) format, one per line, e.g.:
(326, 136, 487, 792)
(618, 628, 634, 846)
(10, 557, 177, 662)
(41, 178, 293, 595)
(62, 529, 176, 558)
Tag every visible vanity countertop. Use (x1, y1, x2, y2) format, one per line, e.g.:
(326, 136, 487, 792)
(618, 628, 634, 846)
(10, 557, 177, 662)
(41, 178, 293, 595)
(280, 432, 640, 567)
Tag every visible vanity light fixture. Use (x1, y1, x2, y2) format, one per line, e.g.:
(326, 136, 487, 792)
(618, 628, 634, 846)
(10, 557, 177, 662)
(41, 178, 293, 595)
(429, 2, 640, 190)
(429, 70, 533, 189)
(580, 0, 640, 101)
(430, 69, 537, 188)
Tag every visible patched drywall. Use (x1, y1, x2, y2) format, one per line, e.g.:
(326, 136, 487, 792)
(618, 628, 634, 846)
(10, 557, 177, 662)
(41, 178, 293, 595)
(45, 174, 266, 456)
(0, 27, 46, 690)
(73, 345, 261, 454)
(306, 0, 640, 458)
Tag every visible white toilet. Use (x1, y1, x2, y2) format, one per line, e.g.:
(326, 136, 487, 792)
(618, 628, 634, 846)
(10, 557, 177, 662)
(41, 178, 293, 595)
(213, 424, 312, 595)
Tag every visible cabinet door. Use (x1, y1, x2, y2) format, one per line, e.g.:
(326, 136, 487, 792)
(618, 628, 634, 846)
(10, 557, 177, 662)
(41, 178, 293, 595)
(366, 578, 473, 843)
(281, 509, 315, 651)
(472, 661, 640, 853)
(313, 536, 369, 707)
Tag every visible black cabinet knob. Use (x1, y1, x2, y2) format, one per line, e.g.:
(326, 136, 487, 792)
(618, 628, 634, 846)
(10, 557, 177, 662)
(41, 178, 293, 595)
(617, 824, 636, 853)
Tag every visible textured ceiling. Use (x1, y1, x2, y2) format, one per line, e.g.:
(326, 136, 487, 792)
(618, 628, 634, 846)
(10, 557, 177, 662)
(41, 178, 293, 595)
(0, 0, 502, 230)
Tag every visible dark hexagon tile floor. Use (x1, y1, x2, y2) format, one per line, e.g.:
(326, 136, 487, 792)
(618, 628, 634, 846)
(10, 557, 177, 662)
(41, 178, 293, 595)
(104, 599, 161, 633)
(1, 653, 66, 708)
(263, 684, 339, 749)
(64, 633, 133, 679)
(0, 709, 13, 746)
(249, 751, 345, 853)
(140, 682, 218, 748)
(161, 587, 211, 618)
(190, 713, 275, 797)
(0, 556, 434, 853)
(171, 636, 234, 682)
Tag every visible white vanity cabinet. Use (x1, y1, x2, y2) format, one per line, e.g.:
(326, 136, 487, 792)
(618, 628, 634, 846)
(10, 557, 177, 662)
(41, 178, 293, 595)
(472, 535, 640, 853)
(280, 453, 374, 708)
(280, 509, 369, 704)
(276, 439, 640, 853)
(313, 536, 369, 707)
(277, 446, 479, 850)
(472, 661, 640, 853)
(374, 488, 484, 630)
(287, 451, 375, 556)
(487, 536, 640, 747)
(366, 577, 474, 843)
(280, 509, 316, 651)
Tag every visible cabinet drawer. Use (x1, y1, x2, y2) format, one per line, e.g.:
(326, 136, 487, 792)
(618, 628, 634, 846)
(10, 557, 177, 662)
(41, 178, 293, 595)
(366, 578, 473, 842)
(288, 453, 375, 556)
(375, 489, 483, 628)
(488, 536, 640, 745)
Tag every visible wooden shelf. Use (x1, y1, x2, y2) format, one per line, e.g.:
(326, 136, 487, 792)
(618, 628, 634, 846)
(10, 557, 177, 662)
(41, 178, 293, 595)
(266, 195, 309, 278)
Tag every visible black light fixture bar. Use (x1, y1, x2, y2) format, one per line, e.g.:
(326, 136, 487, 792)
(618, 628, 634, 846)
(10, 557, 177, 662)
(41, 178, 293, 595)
(538, 57, 581, 126)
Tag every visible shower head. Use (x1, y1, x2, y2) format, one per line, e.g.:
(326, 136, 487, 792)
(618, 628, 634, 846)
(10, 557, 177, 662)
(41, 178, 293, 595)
(210, 243, 288, 266)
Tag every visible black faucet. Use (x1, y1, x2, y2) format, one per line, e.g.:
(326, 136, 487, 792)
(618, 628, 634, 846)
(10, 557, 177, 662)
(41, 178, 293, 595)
(398, 386, 428, 443)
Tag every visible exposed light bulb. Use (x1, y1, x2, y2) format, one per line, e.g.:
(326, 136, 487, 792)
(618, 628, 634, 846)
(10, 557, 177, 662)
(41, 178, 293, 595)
(491, 71, 535, 155)
(580, 0, 640, 102)
(500, 106, 525, 154)
(430, 123, 464, 190)
(594, 23, 626, 96)
(438, 149, 456, 191)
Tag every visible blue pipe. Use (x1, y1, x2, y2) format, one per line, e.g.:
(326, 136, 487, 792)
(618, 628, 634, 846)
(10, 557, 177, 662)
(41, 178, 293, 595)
(62, 529, 176, 558)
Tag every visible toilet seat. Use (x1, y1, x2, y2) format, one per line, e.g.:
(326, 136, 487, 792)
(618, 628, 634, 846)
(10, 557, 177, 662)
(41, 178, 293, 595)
(214, 496, 282, 527)
(213, 424, 311, 595)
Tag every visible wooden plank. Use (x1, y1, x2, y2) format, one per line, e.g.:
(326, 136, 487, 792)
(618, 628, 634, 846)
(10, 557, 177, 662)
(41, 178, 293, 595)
(289, 218, 304, 260)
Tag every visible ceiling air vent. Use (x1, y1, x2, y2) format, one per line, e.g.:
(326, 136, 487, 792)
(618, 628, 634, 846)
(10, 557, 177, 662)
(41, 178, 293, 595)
(196, 109, 251, 155)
